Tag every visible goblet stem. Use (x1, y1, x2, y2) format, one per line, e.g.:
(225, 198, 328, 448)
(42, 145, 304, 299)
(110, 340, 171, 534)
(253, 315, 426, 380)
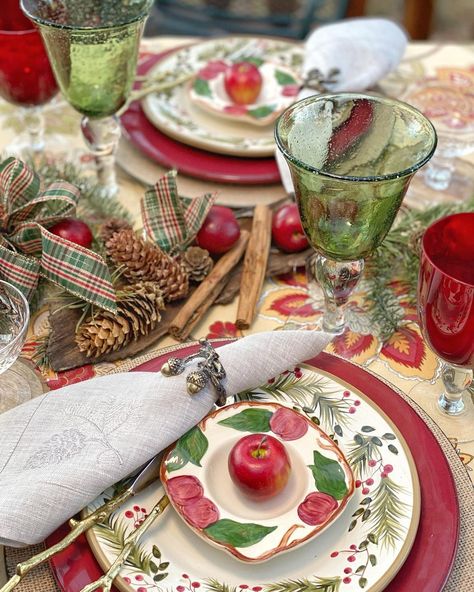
(423, 157, 455, 191)
(22, 106, 45, 153)
(438, 363, 473, 416)
(307, 252, 364, 334)
(80, 115, 121, 197)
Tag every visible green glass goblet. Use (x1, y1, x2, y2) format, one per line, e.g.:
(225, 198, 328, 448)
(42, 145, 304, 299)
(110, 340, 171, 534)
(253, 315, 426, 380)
(21, 0, 153, 196)
(275, 93, 437, 334)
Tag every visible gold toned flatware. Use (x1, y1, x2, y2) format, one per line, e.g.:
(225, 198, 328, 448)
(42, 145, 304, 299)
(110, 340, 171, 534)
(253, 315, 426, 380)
(79, 495, 170, 592)
(0, 455, 162, 592)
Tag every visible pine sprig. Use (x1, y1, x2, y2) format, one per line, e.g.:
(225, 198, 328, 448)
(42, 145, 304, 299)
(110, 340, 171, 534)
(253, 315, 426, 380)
(365, 198, 474, 341)
(367, 477, 410, 550)
(263, 576, 342, 592)
(32, 158, 133, 225)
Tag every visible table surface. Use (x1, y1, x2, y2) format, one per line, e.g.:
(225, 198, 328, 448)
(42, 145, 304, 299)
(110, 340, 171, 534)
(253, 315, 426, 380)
(0, 36, 473, 591)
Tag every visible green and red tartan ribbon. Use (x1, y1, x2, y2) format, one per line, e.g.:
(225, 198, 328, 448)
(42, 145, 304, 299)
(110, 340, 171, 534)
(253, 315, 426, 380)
(0, 157, 117, 312)
(141, 170, 216, 252)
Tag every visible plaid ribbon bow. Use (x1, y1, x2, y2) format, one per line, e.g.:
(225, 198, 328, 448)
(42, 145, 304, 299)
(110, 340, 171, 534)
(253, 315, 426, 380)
(0, 157, 117, 312)
(141, 170, 216, 252)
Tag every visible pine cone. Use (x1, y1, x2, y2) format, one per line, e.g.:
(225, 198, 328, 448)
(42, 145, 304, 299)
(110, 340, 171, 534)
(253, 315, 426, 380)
(105, 228, 189, 301)
(100, 218, 133, 244)
(181, 246, 214, 282)
(76, 281, 165, 358)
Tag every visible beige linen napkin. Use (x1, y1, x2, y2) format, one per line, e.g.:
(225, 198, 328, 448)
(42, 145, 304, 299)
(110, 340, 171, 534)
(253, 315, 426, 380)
(0, 330, 330, 547)
(277, 18, 408, 193)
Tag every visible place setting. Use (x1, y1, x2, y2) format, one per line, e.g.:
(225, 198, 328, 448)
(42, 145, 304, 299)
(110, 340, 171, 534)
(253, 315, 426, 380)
(0, 2, 473, 592)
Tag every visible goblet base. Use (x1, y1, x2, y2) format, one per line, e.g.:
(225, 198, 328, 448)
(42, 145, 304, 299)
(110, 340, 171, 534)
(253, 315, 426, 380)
(0, 359, 45, 414)
(409, 379, 474, 444)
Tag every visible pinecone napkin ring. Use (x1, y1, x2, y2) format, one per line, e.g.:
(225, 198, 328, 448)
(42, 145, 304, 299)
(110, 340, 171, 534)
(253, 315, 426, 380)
(161, 338, 227, 406)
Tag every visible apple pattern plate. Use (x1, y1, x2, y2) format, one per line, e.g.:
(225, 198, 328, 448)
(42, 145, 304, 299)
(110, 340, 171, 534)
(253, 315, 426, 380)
(141, 37, 304, 158)
(188, 60, 300, 127)
(160, 401, 355, 563)
(84, 363, 419, 592)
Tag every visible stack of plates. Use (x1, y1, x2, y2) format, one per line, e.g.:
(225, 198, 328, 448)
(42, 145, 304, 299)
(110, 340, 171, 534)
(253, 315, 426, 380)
(120, 37, 304, 188)
(47, 345, 459, 592)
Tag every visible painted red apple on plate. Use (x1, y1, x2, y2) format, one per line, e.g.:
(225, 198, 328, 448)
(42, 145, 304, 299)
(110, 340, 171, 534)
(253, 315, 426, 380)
(228, 433, 291, 501)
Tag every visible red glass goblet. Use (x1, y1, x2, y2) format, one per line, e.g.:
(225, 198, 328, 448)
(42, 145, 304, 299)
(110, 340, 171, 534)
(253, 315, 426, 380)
(0, 0, 58, 155)
(418, 212, 474, 432)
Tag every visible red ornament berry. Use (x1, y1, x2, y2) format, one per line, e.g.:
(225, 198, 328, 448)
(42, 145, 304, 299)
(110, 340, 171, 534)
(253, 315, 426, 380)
(196, 205, 240, 255)
(343, 577, 352, 584)
(271, 203, 309, 253)
(349, 407, 356, 414)
(182, 574, 189, 579)
(240, 586, 249, 589)
(354, 400, 361, 406)
(366, 478, 374, 486)
(124, 510, 133, 518)
(253, 588, 263, 591)
(348, 555, 356, 562)
(49, 218, 93, 248)
(192, 583, 201, 588)
(140, 507, 146, 513)
(384, 464, 394, 473)
(350, 544, 357, 550)
(135, 575, 144, 581)
(177, 587, 185, 592)
(362, 487, 370, 495)
(355, 479, 362, 488)
(344, 568, 352, 574)
(330, 551, 339, 558)
(343, 390, 350, 397)
(368, 459, 377, 467)
(133, 505, 140, 512)
(137, 588, 147, 592)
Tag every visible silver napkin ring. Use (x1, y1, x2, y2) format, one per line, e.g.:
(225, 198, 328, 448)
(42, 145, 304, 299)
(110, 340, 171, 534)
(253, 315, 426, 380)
(161, 338, 227, 406)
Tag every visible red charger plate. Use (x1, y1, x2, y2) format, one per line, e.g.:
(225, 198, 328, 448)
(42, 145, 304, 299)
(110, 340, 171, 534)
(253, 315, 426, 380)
(120, 52, 281, 185)
(47, 347, 459, 592)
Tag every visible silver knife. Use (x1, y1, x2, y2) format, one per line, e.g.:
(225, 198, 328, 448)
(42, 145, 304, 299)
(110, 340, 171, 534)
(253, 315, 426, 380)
(0, 454, 163, 592)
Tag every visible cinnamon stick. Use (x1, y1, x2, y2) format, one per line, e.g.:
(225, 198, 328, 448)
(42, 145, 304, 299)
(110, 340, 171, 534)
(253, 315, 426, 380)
(236, 205, 272, 329)
(169, 230, 249, 340)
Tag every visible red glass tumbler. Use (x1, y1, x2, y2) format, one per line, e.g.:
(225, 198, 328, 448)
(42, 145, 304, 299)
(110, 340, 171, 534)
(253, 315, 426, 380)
(418, 212, 474, 416)
(0, 0, 58, 153)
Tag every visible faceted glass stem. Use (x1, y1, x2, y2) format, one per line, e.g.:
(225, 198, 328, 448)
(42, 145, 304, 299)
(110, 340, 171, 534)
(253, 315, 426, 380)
(80, 115, 121, 197)
(307, 252, 364, 334)
(23, 106, 45, 153)
(438, 363, 473, 416)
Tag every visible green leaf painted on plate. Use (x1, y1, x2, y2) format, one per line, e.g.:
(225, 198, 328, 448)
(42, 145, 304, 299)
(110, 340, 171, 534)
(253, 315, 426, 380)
(175, 426, 208, 467)
(237, 56, 264, 67)
(217, 408, 272, 432)
(308, 450, 348, 500)
(193, 77, 212, 97)
(165, 449, 188, 473)
(275, 69, 297, 85)
(204, 519, 277, 548)
(247, 105, 275, 119)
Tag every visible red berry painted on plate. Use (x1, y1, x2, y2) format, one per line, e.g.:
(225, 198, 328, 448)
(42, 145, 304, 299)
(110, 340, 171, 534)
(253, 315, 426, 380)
(272, 203, 309, 253)
(228, 433, 291, 501)
(49, 218, 93, 248)
(224, 62, 263, 105)
(196, 205, 240, 255)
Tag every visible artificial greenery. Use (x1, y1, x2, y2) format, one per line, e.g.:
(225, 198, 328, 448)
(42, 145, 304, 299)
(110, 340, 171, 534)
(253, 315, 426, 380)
(32, 159, 133, 226)
(365, 198, 474, 341)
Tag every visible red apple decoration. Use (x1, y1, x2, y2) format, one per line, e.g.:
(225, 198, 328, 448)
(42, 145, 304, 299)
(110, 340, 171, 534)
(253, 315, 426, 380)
(271, 203, 309, 253)
(196, 205, 240, 255)
(49, 218, 93, 249)
(224, 62, 263, 105)
(228, 433, 291, 501)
